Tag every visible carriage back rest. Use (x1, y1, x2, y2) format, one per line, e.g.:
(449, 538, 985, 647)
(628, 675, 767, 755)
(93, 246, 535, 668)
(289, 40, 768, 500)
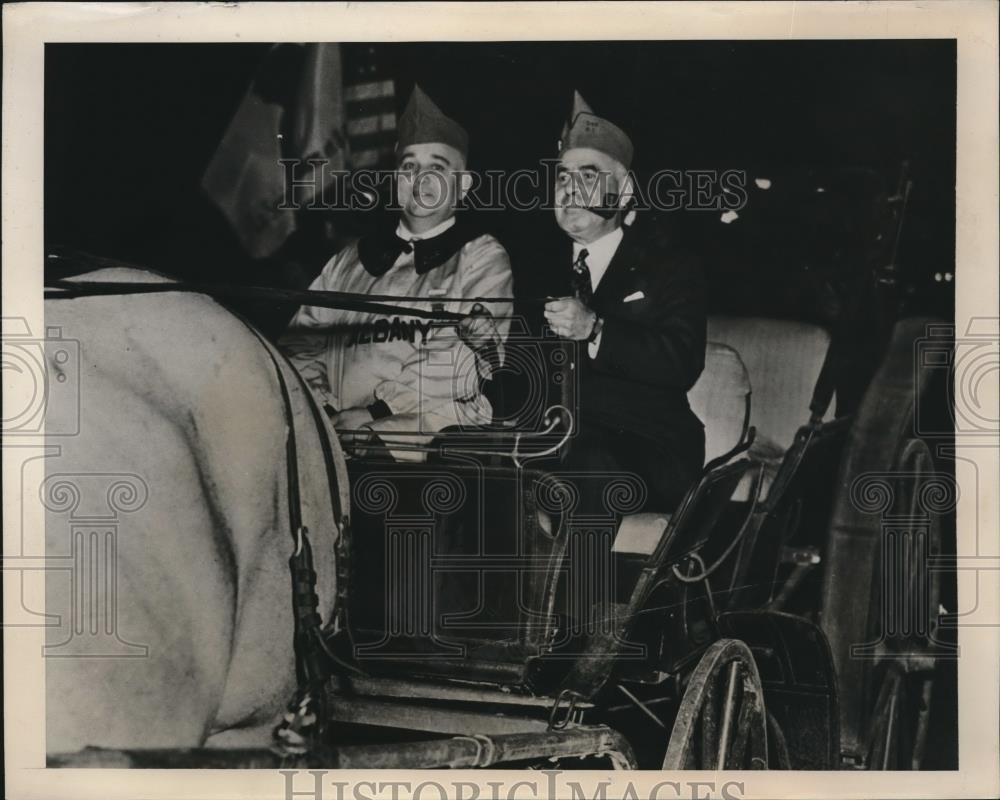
(706, 316, 833, 452)
(612, 344, 749, 557)
(688, 342, 752, 465)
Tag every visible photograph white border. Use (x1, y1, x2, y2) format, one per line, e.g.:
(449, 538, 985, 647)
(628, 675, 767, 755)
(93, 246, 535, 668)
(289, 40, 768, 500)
(4, 3, 998, 798)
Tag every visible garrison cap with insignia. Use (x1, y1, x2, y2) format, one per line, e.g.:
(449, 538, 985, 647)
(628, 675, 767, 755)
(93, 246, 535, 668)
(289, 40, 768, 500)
(397, 84, 469, 161)
(559, 90, 634, 169)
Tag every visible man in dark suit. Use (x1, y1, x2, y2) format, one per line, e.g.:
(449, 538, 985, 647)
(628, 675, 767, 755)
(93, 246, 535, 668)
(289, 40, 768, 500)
(543, 92, 707, 515)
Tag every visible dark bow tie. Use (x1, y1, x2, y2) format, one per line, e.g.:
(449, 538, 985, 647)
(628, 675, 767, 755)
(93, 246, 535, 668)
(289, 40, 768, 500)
(358, 220, 475, 277)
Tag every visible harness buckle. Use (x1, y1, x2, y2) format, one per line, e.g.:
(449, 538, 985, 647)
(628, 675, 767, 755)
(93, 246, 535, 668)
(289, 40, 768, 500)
(271, 687, 319, 757)
(547, 688, 582, 730)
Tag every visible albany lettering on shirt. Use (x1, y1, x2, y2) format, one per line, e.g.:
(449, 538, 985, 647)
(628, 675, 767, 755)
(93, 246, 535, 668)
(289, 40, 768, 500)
(346, 316, 434, 347)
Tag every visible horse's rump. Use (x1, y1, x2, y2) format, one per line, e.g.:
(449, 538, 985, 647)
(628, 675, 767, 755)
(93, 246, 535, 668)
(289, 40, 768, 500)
(43, 267, 346, 752)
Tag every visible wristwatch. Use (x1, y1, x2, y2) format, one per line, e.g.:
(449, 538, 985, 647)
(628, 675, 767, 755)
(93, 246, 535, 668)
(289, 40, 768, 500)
(586, 314, 604, 344)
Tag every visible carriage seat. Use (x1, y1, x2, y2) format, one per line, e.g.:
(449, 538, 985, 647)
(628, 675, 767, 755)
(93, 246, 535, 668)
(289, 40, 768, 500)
(611, 341, 752, 556)
(705, 316, 833, 503)
(340, 341, 754, 696)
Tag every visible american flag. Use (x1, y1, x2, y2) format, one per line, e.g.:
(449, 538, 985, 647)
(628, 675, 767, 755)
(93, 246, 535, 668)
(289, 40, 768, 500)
(202, 44, 397, 259)
(342, 44, 397, 169)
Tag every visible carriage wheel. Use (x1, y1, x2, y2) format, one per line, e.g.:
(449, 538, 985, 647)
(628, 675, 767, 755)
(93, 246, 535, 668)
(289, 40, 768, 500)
(862, 438, 948, 770)
(662, 639, 768, 769)
(766, 709, 792, 769)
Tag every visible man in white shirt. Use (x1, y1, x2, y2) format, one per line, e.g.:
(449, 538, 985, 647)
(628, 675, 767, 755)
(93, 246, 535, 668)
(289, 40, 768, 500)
(282, 85, 513, 459)
(543, 92, 707, 514)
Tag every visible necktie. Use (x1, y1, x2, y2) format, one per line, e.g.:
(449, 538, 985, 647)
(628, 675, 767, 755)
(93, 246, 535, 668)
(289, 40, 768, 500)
(571, 248, 593, 305)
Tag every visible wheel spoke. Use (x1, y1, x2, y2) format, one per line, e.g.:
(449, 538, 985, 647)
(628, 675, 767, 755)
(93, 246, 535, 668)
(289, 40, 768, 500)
(880, 679, 900, 769)
(728, 695, 752, 767)
(699, 675, 720, 768)
(716, 661, 740, 768)
(911, 677, 934, 769)
(867, 669, 902, 769)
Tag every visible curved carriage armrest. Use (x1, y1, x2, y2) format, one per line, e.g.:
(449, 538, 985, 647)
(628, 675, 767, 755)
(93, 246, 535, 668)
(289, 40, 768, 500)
(702, 425, 757, 474)
(649, 454, 762, 571)
(336, 405, 574, 466)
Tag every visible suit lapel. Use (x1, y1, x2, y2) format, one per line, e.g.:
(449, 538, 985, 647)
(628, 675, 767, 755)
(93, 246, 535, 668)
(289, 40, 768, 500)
(593, 227, 639, 308)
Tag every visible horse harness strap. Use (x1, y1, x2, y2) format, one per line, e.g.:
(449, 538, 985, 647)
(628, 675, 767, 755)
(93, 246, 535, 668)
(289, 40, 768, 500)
(50, 269, 347, 755)
(238, 324, 344, 753)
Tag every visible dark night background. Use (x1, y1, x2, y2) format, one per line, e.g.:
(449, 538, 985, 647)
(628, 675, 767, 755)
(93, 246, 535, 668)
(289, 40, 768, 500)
(45, 41, 956, 333)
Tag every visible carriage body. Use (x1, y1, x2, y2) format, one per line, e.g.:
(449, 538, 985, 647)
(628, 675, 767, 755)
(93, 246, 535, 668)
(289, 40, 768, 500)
(312, 311, 948, 771)
(42, 263, 956, 772)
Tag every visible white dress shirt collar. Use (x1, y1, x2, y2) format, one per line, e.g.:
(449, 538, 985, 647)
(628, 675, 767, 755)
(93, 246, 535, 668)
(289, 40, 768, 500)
(572, 226, 624, 291)
(396, 215, 456, 242)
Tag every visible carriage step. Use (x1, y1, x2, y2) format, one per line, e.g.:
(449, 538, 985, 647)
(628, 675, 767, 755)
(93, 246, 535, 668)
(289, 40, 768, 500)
(326, 695, 552, 736)
(328, 674, 595, 709)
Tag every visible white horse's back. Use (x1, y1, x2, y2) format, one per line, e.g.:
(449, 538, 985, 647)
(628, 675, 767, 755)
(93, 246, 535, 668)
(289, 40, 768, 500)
(44, 267, 344, 752)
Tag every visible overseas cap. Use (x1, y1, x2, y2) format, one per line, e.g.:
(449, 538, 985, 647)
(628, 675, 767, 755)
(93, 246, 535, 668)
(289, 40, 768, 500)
(397, 84, 469, 161)
(558, 90, 634, 169)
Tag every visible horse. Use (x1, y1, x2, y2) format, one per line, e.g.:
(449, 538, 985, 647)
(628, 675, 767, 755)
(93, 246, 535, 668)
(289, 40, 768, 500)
(43, 266, 348, 754)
